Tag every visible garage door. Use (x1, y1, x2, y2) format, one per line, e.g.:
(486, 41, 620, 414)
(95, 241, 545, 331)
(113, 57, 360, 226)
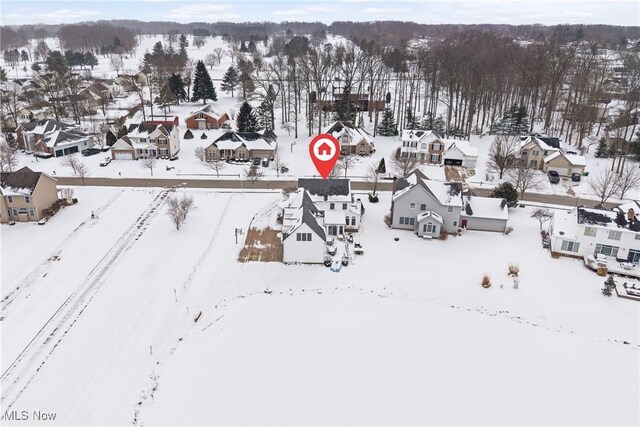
(114, 151, 133, 160)
(548, 167, 569, 177)
(444, 158, 463, 166)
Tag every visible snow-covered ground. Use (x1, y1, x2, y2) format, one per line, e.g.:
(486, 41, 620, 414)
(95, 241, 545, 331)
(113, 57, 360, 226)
(2, 187, 638, 425)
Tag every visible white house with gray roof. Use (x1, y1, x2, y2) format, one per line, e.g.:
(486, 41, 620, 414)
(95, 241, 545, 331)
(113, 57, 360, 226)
(298, 178, 362, 235)
(281, 189, 327, 264)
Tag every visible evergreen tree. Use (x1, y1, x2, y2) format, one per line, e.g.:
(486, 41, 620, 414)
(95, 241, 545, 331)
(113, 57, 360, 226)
(432, 116, 445, 132)
(84, 52, 98, 69)
(491, 105, 529, 135)
(405, 106, 418, 130)
(490, 182, 519, 207)
(256, 100, 272, 131)
(179, 34, 189, 57)
(168, 73, 187, 103)
(377, 108, 398, 136)
(377, 158, 386, 174)
(30, 62, 41, 72)
(248, 41, 257, 53)
(221, 66, 239, 97)
(239, 70, 255, 100)
(595, 137, 610, 158)
(333, 84, 356, 122)
(46, 50, 67, 73)
(106, 130, 117, 146)
(20, 50, 28, 62)
(152, 41, 164, 57)
(236, 101, 260, 133)
(240, 41, 247, 52)
(117, 126, 128, 139)
(191, 60, 217, 104)
(601, 275, 616, 297)
(184, 129, 194, 139)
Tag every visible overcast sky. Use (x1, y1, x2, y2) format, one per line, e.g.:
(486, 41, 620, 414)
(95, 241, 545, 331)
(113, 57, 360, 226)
(2, 0, 639, 26)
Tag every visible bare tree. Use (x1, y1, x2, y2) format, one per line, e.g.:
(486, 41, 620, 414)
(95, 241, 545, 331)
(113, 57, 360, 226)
(530, 208, 553, 230)
(76, 161, 88, 186)
(110, 56, 124, 75)
(61, 154, 80, 174)
(366, 163, 382, 197)
(0, 141, 18, 172)
(207, 159, 226, 177)
(204, 53, 218, 70)
(272, 154, 286, 177)
(244, 165, 263, 187)
(507, 164, 543, 199)
(194, 146, 205, 161)
(193, 36, 205, 49)
(213, 47, 225, 64)
(142, 157, 157, 176)
(617, 164, 640, 199)
(487, 135, 519, 179)
(391, 153, 417, 178)
(166, 193, 196, 230)
(61, 187, 74, 203)
(339, 155, 355, 178)
(589, 169, 621, 203)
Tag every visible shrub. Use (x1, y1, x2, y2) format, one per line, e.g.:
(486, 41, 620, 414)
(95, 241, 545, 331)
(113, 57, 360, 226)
(482, 274, 491, 288)
(490, 182, 519, 207)
(504, 226, 514, 235)
(540, 229, 549, 239)
(601, 275, 616, 296)
(551, 252, 560, 259)
(368, 194, 379, 203)
(200, 132, 208, 139)
(184, 129, 194, 139)
(508, 263, 519, 276)
(384, 214, 392, 227)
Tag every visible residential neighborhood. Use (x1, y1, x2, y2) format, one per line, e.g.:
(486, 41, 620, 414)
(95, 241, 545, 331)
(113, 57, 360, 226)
(0, 4, 639, 426)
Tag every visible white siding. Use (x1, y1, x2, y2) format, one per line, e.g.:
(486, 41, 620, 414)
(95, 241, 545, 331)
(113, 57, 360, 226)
(282, 222, 325, 264)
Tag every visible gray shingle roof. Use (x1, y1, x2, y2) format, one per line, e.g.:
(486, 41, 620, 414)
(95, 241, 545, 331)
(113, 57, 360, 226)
(0, 167, 43, 194)
(298, 178, 350, 198)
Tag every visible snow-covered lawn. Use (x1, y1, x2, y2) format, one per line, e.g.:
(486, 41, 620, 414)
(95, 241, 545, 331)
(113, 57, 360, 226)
(1, 187, 638, 425)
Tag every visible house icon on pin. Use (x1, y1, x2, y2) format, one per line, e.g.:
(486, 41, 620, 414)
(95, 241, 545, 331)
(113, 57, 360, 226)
(317, 142, 332, 156)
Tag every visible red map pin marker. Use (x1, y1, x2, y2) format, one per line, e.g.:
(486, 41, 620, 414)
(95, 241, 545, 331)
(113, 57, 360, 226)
(309, 134, 341, 179)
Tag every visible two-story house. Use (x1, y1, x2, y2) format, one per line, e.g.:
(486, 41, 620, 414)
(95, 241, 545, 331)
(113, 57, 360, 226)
(281, 189, 327, 264)
(550, 205, 640, 264)
(400, 130, 446, 163)
(111, 121, 180, 160)
(325, 120, 374, 156)
(204, 130, 276, 161)
(297, 178, 363, 235)
(1, 167, 58, 223)
(391, 170, 509, 237)
(16, 119, 94, 157)
(519, 135, 559, 169)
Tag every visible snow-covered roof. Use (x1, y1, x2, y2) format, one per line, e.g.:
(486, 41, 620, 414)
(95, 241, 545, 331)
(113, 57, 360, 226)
(42, 129, 90, 148)
(445, 140, 478, 158)
(417, 210, 444, 224)
(462, 197, 509, 221)
(0, 167, 51, 196)
(188, 104, 228, 120)
(393, 175, 463, 207)
(323, 210, 346, 225)
(21, 119, 74, 135)
(401, 129, 443, 142)
(325, 121, 374, 146)
(543, 151, 586, 167)
(551, 209, 579, 240)
(521, 135, 559, 152)
(212, 131, 273, 151)
(282, 202, 326, 242)
(127, 122, 173, 139)
(112, 136, 133, 150)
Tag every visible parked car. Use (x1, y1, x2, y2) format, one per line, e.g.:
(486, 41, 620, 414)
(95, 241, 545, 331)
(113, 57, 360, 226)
(548, 170, 560, 184)
(169, 155, 178, 161)
(82, 148, 101, 156)
(99, 157, 111, 167)
(262, 158, 270, 167)
(571, 172, 582, 182)
(252, 157, 261, 166)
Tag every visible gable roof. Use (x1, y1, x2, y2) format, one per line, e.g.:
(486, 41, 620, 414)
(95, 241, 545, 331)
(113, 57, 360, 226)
(298, 178, 350, 199)
(211, 131, 273, 151)
(0, 167, 48, 196)
(417, 210, 444, 224)
(393, 175, 463, 207)
(445, 140, 479, 157)
(325, 120, 374, 146)
(544, 151, 586, 166)
(42, 128, 90, 148)
(20, 119, 74, 134)
(127, 122, 173, 138)
(521, 135, 559, 152)
(111, 135, 134, 150)
(187, 104, 228, 121)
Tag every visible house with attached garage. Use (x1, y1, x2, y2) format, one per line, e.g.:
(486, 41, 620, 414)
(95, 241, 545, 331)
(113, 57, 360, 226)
(297, 178, 363, 236)
(400, 130, 478, 169)
(391, 170, 509, 237)
(16, 119, 73, 151)
(0, 167, 58, 224)
(542, 151, 586, 177)
(16, 119, 94, 157)
(112, 121, 180, 160)
(185, 104, 230, 130)
(519, 135, 559, 169)
(204, 130, 276, 161)
(325, 120, 374, 156)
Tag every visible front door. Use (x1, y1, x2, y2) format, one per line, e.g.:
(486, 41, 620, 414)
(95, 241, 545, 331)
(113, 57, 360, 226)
(461, 219, 467, 229)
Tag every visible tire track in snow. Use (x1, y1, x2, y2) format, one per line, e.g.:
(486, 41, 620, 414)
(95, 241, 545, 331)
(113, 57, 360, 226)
(0, 189, 171, 414)
(1, 190, 125, 315)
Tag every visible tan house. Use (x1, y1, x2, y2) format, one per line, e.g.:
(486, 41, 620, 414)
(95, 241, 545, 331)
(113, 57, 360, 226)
(325, 120, 374, 156)
(519, 136, 559, 170)
(542, 151, 587, 177)
(204, 130, 276, 161)
(111, 121, 180, 160)
(1, 167, 58, 223)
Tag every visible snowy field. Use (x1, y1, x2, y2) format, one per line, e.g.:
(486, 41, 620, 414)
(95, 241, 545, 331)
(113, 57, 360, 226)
(1, 187, 638, 425)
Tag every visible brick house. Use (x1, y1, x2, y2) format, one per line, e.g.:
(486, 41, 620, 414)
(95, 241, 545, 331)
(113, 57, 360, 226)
(204, 130, 276, 161)
(185, 104, 230, 130)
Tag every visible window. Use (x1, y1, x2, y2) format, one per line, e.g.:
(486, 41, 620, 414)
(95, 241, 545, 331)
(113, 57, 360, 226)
(584, 227, 597, 237)
(12, 208, 18, 216)
(411, 141, 417, 148)
(431, 154, 440, 162)
(25, 196, 31, 204)
(140, 138, 147, 143)
(608, 230, 622, 241)
(447, 206, 454, 213)
(345, 217, 350, 225)
(342, 203, 347, 210)
(432, 143, 441, 151)
(399, 217, 414, 225)
(409, 217, 415, 226)
(149, 138, 155, 144)
(399, 217, 405, 225)
(424, 222, 436, 233)
(410, 203, 416, 209)
(530, 160, 538, 168)
(296, 233, 312, 242)
(636, 234, 640, 240)
(532, 150, 540, 156)
(351, 216, 356, 226)
(595, 244, 618, 257)
(628, 249, 640, 263)
(453, 221, 457, 226)
(421, 143, 427, 150)
(330, 203, 335, 210)
(420, 204, 426, 211)
(561, 240, 580, 252)
(521, 150, 528, 157)
(7, 196, 13, 203)
(29, 208, 35, 217)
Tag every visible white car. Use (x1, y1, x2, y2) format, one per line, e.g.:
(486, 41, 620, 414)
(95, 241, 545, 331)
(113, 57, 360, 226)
(99, 157, 112, 167)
